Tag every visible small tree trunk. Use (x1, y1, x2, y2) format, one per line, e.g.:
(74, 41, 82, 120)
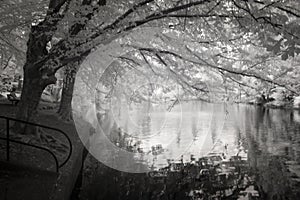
(57, 64, 78, 122)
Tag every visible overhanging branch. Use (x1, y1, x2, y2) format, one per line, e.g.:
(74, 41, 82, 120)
(133, 45, 298, 94)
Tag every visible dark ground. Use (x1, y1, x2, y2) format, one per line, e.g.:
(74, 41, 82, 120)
(0, 102, 84, 200)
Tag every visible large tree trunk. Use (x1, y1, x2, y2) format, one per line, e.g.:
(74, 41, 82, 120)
(57, 64, 78, 122)
(13, 28, 56, 135)
(14, 76, 44, 135)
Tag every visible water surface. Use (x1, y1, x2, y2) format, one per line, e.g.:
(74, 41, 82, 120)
(112, 101, 300, 198)
(83, 101, 300, 199)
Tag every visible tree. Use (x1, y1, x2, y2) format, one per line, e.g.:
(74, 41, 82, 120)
(4, 0, 299, 134)
(57, 62, 79, 121)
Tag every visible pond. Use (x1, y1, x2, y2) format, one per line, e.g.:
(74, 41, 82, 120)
(81, 101, 300, 199)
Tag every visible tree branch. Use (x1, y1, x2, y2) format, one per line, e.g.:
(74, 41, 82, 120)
(151, 51, 209, 93)
(132, 45, 298, 94)
(109, 0, 155, 28)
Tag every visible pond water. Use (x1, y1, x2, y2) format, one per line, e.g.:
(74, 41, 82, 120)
(82, 101, 300, 199)
(112, 100, 300, 166)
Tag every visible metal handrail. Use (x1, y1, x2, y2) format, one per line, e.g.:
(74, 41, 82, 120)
(0, 115, 72, 173)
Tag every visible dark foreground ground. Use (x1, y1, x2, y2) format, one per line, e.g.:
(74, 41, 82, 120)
(0, 103, 84, 200)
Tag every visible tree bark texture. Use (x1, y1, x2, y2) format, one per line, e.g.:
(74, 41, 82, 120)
(14, 29, 57, 134)
(57, 63, 78, 121)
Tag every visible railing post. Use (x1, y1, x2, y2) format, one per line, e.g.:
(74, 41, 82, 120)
(6, 119, 9, 161)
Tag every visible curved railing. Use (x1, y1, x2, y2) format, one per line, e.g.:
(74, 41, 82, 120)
(0, 115, 72, 173)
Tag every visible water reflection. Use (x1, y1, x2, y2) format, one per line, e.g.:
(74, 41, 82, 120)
(83, 102, 300, 199)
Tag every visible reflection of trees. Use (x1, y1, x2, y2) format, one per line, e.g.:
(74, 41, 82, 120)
(245, 107, 300, 199)
(191, 110, 197, 141)
(210, 116, 217, 144)
(255, 153, 295, 199)
(141, 112, 151, 137)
